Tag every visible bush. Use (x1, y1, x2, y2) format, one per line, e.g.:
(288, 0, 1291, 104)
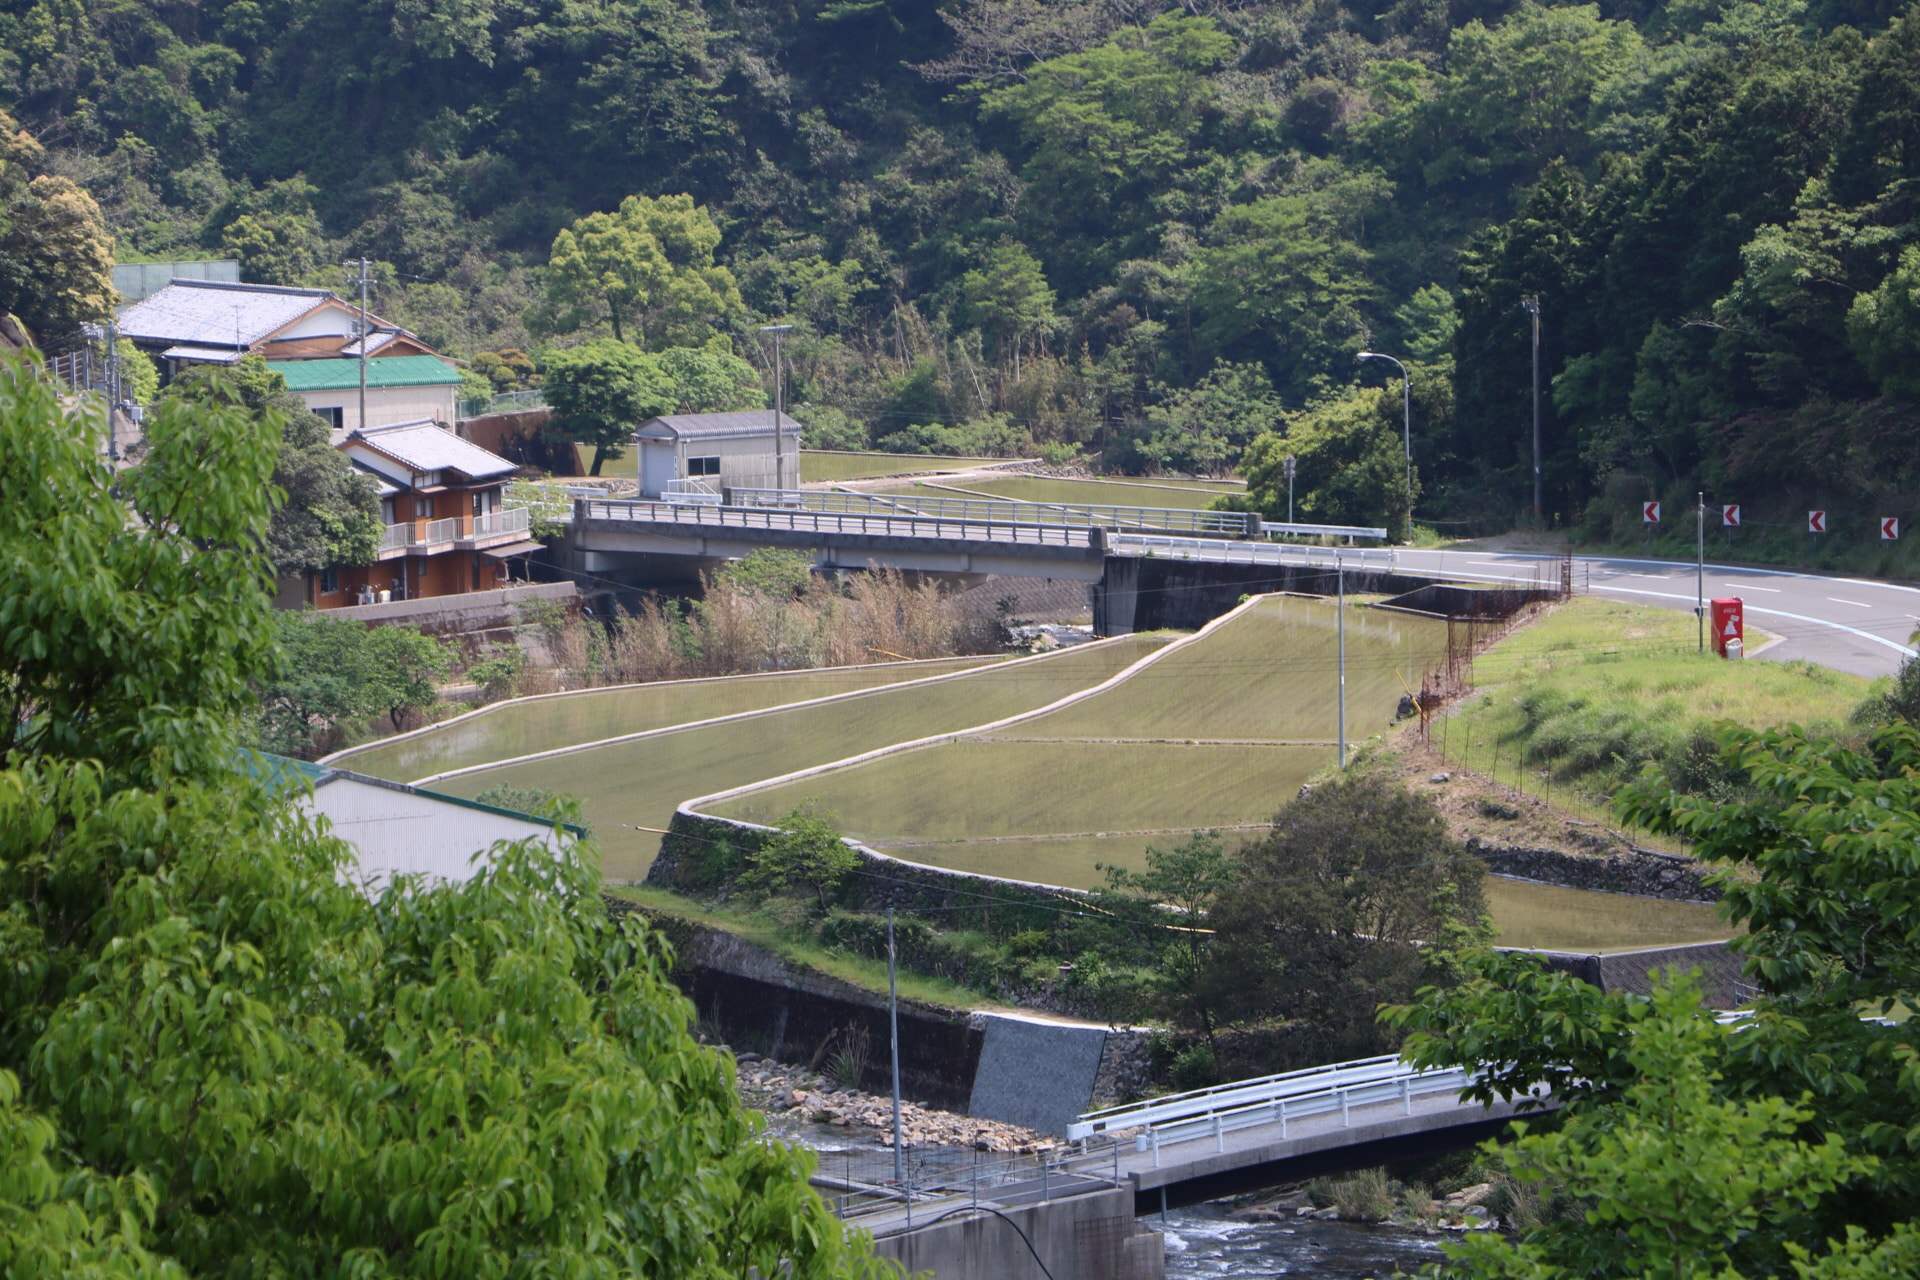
(1168, 1044, 1220, 1092)
(468, 647, 526, 700)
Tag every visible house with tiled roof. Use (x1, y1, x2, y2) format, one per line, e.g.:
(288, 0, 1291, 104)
(117, 279, 454, 431)
(290, 419, 540, 609)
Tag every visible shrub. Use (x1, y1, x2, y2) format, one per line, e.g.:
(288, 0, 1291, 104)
(1168, 1044, 1220, 1092)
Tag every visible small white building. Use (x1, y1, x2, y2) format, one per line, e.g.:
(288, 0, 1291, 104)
(636, 410, 802, 498)
(260, 754, 580, 888)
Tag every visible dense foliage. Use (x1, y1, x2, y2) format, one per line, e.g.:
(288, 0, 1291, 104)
(7, 0, 1914, 528)
(1388, 722, 1920, 1275)
(0, 359, 893, 1278)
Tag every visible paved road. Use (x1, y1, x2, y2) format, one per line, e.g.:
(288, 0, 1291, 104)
(1397, 548, 1920, 678)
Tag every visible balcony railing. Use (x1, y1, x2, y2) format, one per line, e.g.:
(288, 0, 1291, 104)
(377, 517, 461, 555)
(466, 506, 532, 541)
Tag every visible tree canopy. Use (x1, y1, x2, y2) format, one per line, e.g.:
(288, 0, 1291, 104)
(0, 357, 895, 1279)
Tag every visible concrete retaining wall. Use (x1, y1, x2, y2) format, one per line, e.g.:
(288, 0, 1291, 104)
(1092, 556, 1430, 634)
(871, 1186, 1164, 1280)
(325, 580, 576, 634)
(1525, 939, 1745, 1008)
(1470, 837, 1720, 901)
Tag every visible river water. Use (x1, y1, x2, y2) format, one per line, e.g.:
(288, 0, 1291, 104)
(1159, 1203, 1445, 1278)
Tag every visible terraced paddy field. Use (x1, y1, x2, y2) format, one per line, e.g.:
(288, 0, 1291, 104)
(329, 656, 1003, 783)
(705, 596, 1449, 885)
(1484, 877, 1730, 952)
(799, 451, 1013, 482)
(430, 636, 1169, 881)
(877, 475, 1245, 511)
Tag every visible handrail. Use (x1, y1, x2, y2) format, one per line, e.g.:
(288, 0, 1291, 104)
(728, 486, 1261, 539)
(1112, 533, 1396, 572)
(1066, 1053, 1477, 1146)
(469, 506, 531, 538)
(576, 498, 1100, 548)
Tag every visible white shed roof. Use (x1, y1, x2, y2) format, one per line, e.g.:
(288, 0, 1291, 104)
(636, 410, 802, 443)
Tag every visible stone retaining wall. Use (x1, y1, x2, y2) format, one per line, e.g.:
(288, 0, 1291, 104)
(1467, 836, 1719, 902)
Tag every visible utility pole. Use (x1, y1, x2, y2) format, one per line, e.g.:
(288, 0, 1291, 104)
(1522, 297, 1542, 521)
(759, 324, 794, 491)
(1284, 454, 1297, 526)
(1697, 491, 1705, 653)
(347, 258, 372, 434)
(887, 907, 903, 1189)
(106, 321, 119, 461)
(1336, 553, 1346, 769)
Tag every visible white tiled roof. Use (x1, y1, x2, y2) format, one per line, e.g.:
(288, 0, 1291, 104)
(347, 420, 516, 480)
(119, 280, 334, 348)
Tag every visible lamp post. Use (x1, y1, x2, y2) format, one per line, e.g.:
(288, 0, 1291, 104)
(1521, 298, 1542, 520)
(1358, 351, 1412, 540)
(759, 324, 794, 492)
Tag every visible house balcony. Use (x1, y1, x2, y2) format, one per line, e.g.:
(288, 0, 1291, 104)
(375, 507, 531, 559)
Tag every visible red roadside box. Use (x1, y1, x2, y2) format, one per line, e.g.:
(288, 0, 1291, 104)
(1710, 597, 1744, 659)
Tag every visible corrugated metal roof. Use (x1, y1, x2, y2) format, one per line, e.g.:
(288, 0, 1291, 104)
(161, 344, 244, 363)
(636, 410, 801, 441)
(119, 280, 335, 348)
(271, 355, 461, 393)
(346, 419, 516, 480)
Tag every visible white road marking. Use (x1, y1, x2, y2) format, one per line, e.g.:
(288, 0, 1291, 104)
(1730, 584, 1781, 593)
(1828, 597, 1873, 609)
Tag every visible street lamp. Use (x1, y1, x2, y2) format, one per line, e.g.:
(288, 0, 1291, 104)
(1358, 351, 1412, 539)
(1521, 298, 1541, 520)
(759, 324, 794, 492)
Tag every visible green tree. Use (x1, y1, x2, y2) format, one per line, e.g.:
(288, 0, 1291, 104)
(0, 111, 114, 346)
(650, 344, 766, 413)
(1238, 387, 1420, 535)
(540, 338, 673, 475)
(1101, 830, 1241, 922)
(1186, 174, 1384, 405)
(544, 193, 742, 346)
(1432, 978, 1875, 1280)
(162, 355, 380, 575)
(1126, 361, 1284, 476)
(738, 804, 860, 913)
(957, 240, 1057, 383)
(1847, 244, 1920, 397)
(1392, 722, 1920, 1272)
(212, 178, 329, 287)
(254, 612, 450, 754)
(0, 354, 896, 1278)
(1196, 772, 1486, 1068)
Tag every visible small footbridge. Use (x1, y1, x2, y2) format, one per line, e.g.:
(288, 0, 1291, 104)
(828, 1053, 1548, 1240)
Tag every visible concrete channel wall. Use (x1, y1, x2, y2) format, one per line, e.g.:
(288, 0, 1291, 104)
(870, 1185, 1164, 1280)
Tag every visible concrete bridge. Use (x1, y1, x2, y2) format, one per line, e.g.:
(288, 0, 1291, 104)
(840, 1052, 1546, 1279)
(565, 496, 1397, 601)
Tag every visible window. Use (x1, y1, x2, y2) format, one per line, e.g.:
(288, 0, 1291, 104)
(319, 566, 340, 594)
(313, 407, 344, 430)
(687, 455, 721, 476)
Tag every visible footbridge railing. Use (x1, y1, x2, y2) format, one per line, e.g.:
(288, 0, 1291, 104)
(730, 486, 1263, 539)
(1112, 533, 1397, 572)
(576, 498, 1100, 548)
(1067, 1053, 1478, 1165)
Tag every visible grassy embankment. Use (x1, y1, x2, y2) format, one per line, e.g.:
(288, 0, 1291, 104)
(1429, 596, 1876, 831)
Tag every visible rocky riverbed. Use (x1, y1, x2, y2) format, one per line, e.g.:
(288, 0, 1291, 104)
(728, 1050, 1054, 1153)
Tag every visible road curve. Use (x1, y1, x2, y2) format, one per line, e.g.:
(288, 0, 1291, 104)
(1394, 548, 1920, 679)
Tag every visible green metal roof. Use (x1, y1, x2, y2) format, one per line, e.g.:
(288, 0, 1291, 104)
(268, 355, 462, 393)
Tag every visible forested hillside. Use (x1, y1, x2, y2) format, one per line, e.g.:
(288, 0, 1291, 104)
(2, 0, 1916, 533)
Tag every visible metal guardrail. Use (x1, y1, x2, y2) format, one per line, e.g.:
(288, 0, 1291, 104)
(808, 1137, 1132, 1231)
(730, 486, 1261, 539)
(577, 498, 1100, 548)
(1067, 1053, 1478, 1163)
(1265, 521, 1391, 540)
(1113, 534, 1396, 573)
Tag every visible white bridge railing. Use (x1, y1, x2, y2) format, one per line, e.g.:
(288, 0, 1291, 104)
(1068, 1053, 1478, 1164)
(576, 498, 1101, 548)
(729, 486, 1262, 539)
(1114, 533, 1397, 573)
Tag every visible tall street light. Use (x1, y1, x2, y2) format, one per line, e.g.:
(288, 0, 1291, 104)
(759, 324, 794, 492)
(1521, 297, 1542, 520)
(1358, 351, 1412, 540)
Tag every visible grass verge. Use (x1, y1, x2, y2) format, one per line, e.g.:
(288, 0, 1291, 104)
(607, 884, 1013, 1012)
(1433, 597, 1875, 825)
